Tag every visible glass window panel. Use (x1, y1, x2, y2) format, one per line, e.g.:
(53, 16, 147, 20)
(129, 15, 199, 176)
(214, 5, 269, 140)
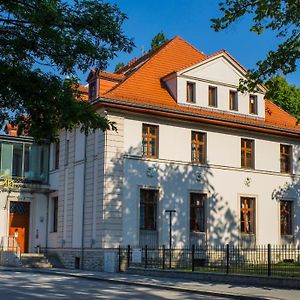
(12, 143, 23, 177)
(1, 143, 13, 177)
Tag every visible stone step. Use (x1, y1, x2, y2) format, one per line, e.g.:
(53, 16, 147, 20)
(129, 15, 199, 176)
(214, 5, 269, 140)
(20, 253, 53, 268)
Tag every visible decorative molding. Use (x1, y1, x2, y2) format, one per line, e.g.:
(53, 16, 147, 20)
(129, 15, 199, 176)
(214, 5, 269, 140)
(146, 166, 156, 178)
(245, 177, 252, 187)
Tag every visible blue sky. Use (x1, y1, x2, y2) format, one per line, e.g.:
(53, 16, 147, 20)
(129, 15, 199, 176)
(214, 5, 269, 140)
(89, 0, 299, 86)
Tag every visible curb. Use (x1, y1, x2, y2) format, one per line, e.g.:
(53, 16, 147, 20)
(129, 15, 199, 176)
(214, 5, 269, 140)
(0, 267, 267, 300)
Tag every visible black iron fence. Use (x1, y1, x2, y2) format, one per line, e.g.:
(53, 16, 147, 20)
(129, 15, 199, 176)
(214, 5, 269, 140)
(119, 244, 300, 278)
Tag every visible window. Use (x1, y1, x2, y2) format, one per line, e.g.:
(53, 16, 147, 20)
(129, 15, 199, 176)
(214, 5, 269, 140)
(208, 86, 217, 107)
(186, 82, 196, 103)
(229, 90, 238, 111)
(54, 142, 60, 170)
(280, 200, 292, 235)
(191, 131, 206, 163)
(280, 144, 292, 174)
(88, 81, 97, 100)
(142, 124, 159, 158)
(249, 95, 258, 114)
(52, 197, 58, 232)
(140, 189, 158, 230)
(241, 139, 254, 169)
(190, 193, 206, 232)
(12, 143, 23, 177)
(240, 197, 255, 234)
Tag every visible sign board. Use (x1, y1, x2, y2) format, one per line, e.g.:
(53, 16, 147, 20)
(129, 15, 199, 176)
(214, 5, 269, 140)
(132, 248, 142, 263)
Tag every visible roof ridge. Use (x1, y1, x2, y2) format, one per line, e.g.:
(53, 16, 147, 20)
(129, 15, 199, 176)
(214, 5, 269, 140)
(106, 36, 206, 97)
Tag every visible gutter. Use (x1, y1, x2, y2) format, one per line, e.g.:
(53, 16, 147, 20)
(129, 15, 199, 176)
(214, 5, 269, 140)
(93, 97, 300, 138)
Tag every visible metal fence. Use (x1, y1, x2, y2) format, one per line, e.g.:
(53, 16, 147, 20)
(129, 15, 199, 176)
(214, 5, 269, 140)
(120, 244, 300, 278)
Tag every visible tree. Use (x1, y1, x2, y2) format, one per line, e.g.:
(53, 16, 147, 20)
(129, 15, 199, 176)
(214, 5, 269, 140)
(0, 0, 134, 141)
(266, 75, 300, 121)
(151, 32, 168, 51)
(115, 62, 125, 72)
(211, 0, 300, 90)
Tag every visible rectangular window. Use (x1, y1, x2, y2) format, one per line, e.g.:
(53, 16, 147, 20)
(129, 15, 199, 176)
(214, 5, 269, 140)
(249, 95, 258, 114)
(229, 90, 238, 111)
(280, 200, 292, 235)
(52, 196, 58, 232)
(12, 143, 23, 177)
(142, 124, 159, 158)
(191, 131, 206, 164)
(208, 86, 217, 107)
(190, 193, 206, 232)
(54, 142, 60, 170)
(241, 139, 254, 169)
(88, 81, 97, 100)
(240, 197, 255, 234)
(280, 144, 292, 174)
(140, 189, 158, 230)
(186, 82, 196, 103)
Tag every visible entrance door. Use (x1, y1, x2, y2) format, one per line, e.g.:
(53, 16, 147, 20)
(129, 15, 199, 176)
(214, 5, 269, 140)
(9, 202, 30, 253)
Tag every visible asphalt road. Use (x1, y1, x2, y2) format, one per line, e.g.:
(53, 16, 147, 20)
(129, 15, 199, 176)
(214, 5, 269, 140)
(0, 271, 230, 300)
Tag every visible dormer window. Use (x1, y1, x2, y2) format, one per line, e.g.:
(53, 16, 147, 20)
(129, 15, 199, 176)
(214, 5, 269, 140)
(229, 90, 238, 111)
(88, 80, 97, 100)
(249, 95, 258, 114)
(186, 82, 196, 103)
(208, 86, 217, 107)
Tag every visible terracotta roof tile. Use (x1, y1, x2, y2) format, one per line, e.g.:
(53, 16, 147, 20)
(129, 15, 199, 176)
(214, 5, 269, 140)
(98, 36, 300, 135)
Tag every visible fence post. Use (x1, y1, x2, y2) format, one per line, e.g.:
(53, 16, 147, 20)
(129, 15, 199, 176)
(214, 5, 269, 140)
(162, 245, 165, 270)
(127, 245, 130, 269)
(267, 244, 271, 277)
(192, 244, 195, 272)
(145, 245, 148, 269)
(118, 245, 121, 272)
(226, 244, 229, 274)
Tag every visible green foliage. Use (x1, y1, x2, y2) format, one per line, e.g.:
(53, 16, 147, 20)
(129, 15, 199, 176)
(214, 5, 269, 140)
(266, 75, 300, 121)
(115, 62, 125, 72)
(212, 0, 300, 90)
(151, 32, 168, 51)
(0, 0, 134, 141)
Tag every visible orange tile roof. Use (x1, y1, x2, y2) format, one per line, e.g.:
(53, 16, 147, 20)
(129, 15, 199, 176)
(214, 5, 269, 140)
(95, 36, 300, 136)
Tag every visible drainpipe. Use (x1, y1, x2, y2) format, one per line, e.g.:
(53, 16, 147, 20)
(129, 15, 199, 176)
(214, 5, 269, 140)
(80, 132, 88, 269)
(45, 193, 49, 251)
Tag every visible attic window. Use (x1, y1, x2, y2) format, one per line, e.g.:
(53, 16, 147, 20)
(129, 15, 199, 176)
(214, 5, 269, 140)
(208, 86, 217, 107)
(249, 95, 258, 115)
(88, 81, 97, 100)
(186, 82, 196, 103)
(229, 90, 238, 111)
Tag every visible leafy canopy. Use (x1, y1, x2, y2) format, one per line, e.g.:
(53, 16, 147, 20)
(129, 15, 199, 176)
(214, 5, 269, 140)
(151, 32, 168, 51)
(0, 0, 134, 141)
(212, 0, 300, 90)
(266, 75, 300, 121)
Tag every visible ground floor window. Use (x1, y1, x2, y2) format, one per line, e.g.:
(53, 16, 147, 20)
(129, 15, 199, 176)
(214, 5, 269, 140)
(140, 189, 158, 230)
(240, 197, 255, 234)
(280, 200, 292, 236)
(52, 196, 58, 232)
(190, 193, 206, 232)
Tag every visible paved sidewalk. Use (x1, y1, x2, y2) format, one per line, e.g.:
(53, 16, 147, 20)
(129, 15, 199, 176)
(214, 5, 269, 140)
(0, 266, 299, 300)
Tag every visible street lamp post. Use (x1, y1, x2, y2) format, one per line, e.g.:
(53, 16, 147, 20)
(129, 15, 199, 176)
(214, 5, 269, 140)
(165, 209, 176, 269)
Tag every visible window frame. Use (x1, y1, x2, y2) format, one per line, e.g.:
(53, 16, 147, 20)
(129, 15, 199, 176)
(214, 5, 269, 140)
(240, 197, 255, 235)
(190, 193, 206, 233)
(140, 189, 158, 231)
(208, 86, 218, 107)
(280, 144, 292, 174)
(280, 200, 293, 236)
(241, 139, 254, 169)
(229, 90, 238, 111)
(249, 94, 258, 115)
(186, 81, 196, 103)
(142, 124, 159, 159)
(191, 131, 207, 164)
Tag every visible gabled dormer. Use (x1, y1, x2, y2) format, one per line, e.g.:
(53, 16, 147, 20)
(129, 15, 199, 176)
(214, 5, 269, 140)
(162, 51, 267, 119)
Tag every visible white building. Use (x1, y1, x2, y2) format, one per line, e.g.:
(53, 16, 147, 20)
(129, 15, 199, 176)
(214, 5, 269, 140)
(1, 36, 300, 270)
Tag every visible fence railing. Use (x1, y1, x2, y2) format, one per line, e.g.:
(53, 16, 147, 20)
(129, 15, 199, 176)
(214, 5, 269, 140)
(120, 244, 300, 278)
(0, 236, 21, 259)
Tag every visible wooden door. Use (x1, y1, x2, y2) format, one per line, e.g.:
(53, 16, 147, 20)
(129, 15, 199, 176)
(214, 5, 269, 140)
(9, 202, 30, 253)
